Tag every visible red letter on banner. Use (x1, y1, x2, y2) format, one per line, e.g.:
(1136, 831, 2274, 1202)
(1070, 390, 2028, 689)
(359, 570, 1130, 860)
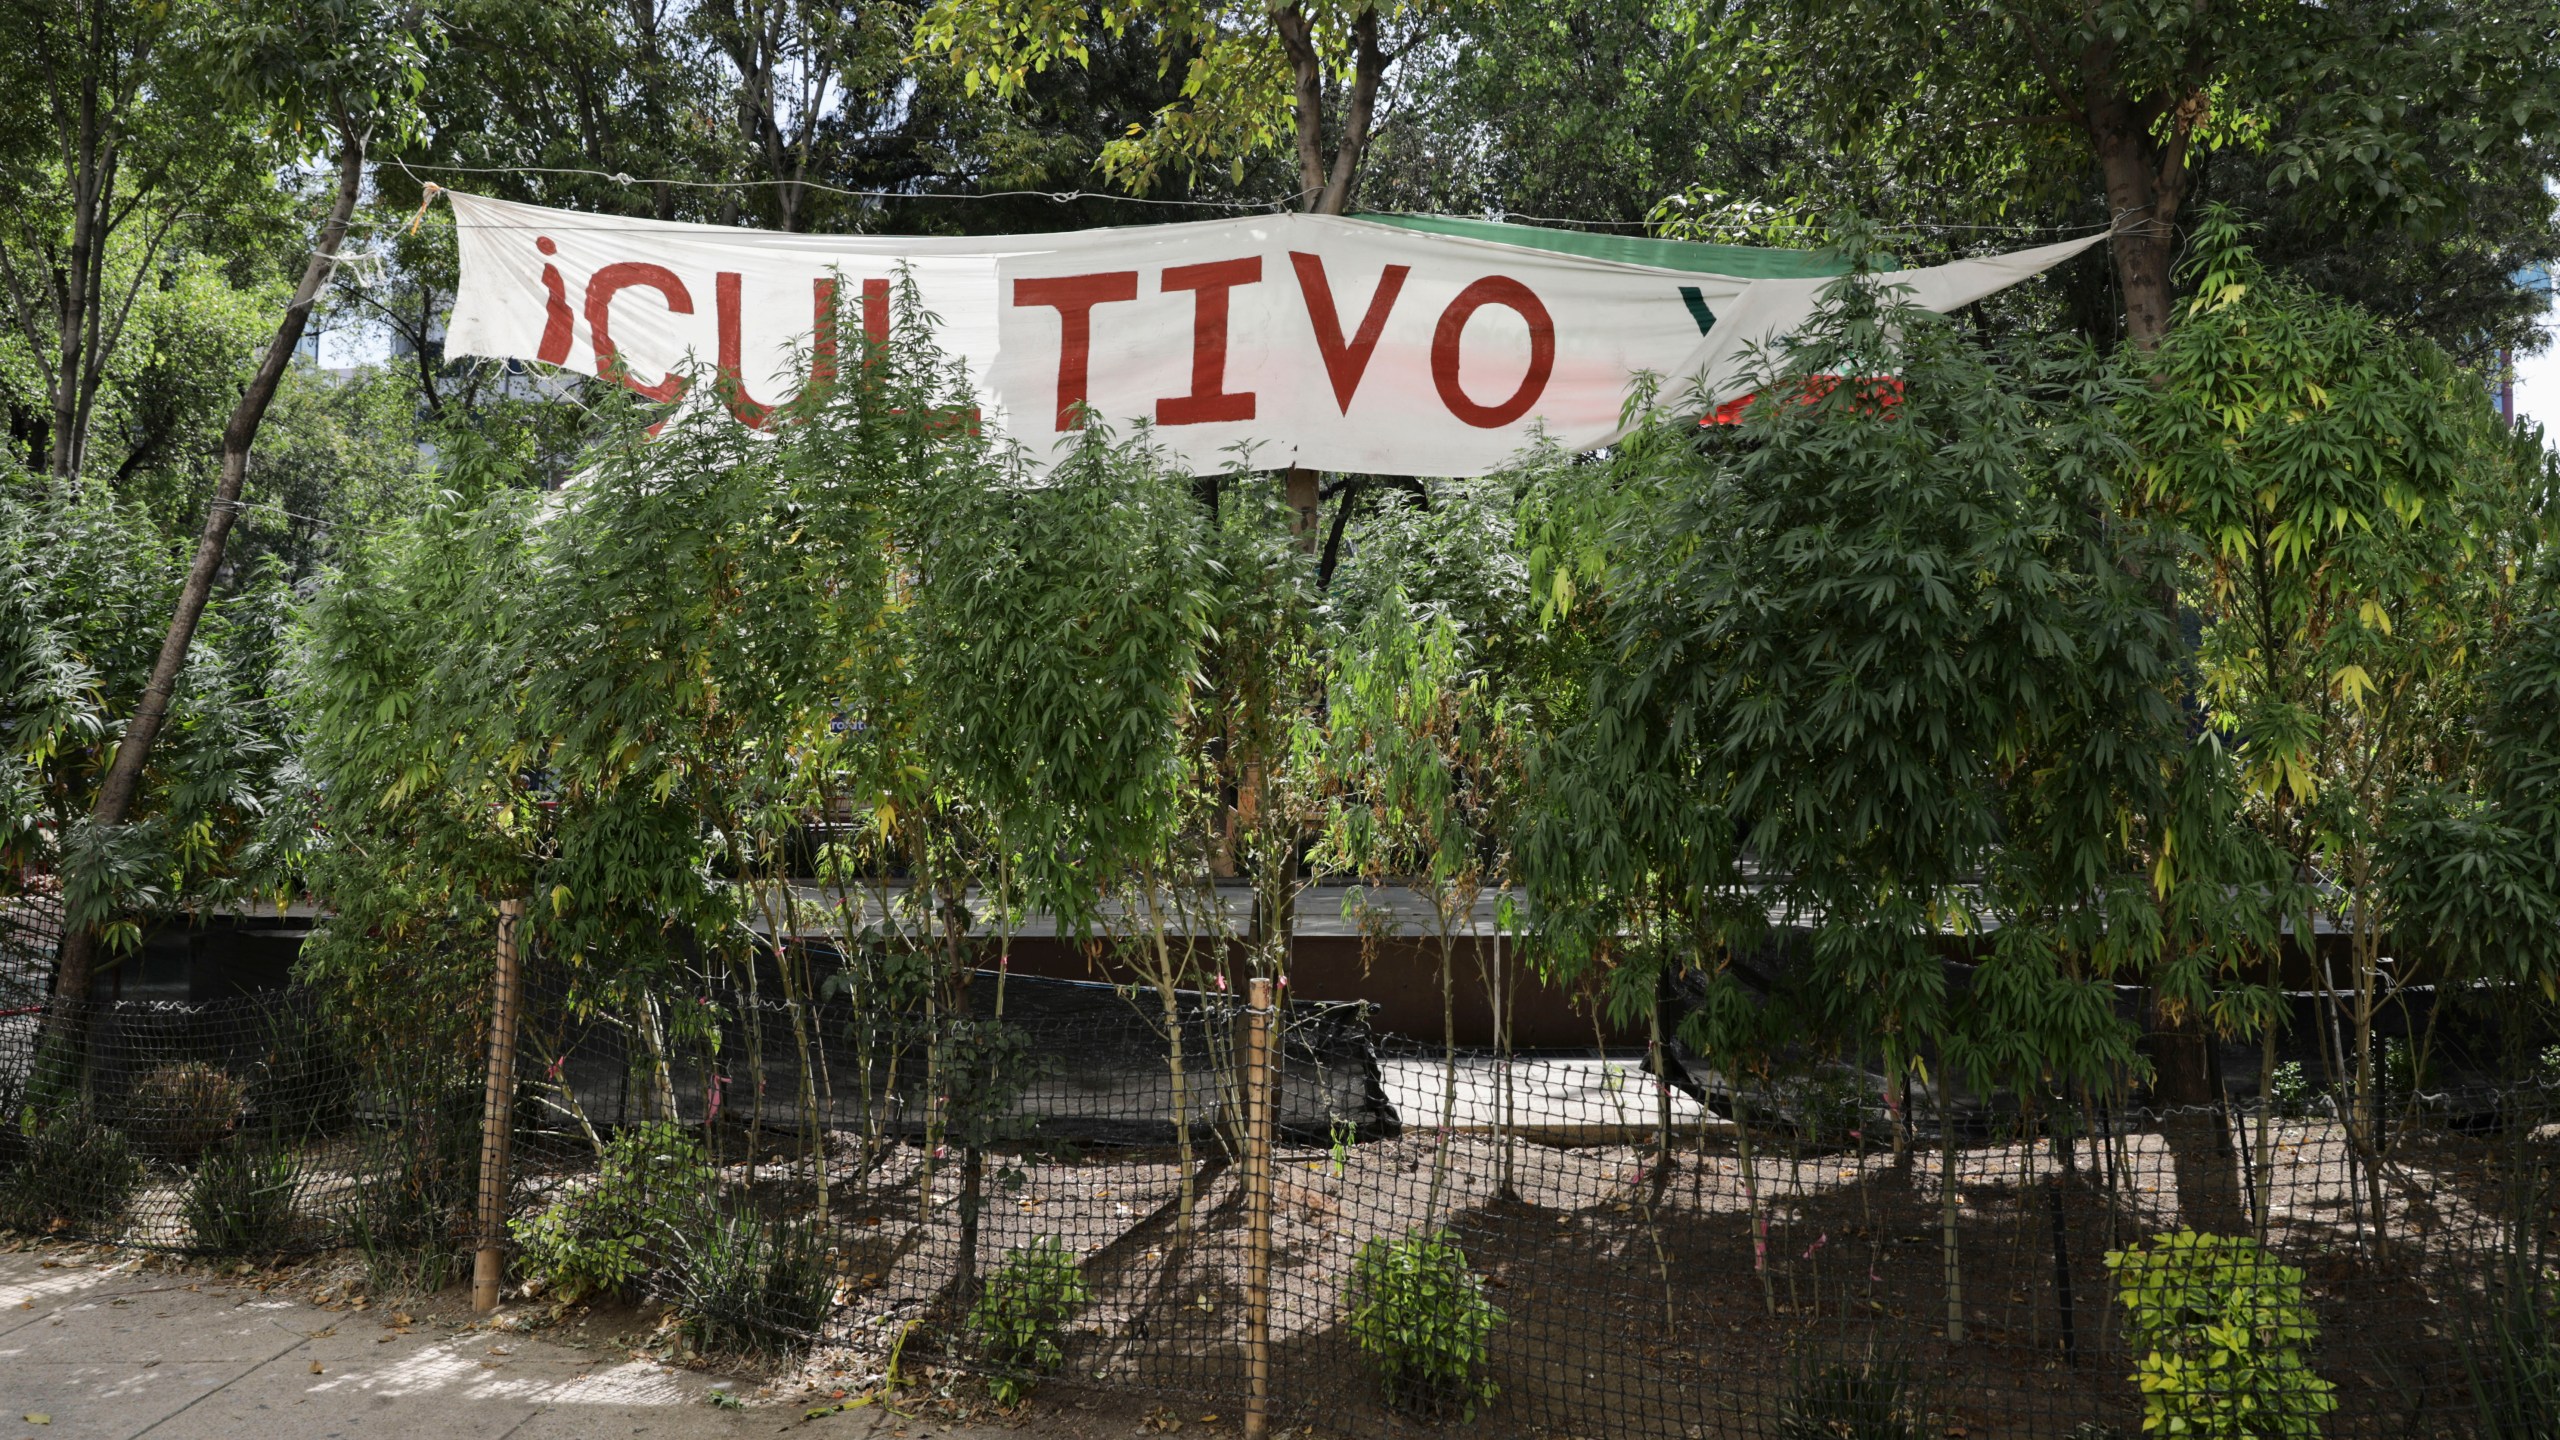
(1014, 272, 1139, 430)
(861, 278, 889, 352)
(586, 262, 694, 403)
(1289, 252, 1408, 414)
(534, 237, 575, 365)
(1430, 276, 1555, 428)
(1156, 257, 1260, 425)
(716, 274, 840, 428)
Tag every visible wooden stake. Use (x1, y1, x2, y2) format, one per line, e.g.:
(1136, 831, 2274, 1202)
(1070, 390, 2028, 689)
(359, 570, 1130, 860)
(1243, 977, 1276, 1440)
(474, 898, 526, 1314)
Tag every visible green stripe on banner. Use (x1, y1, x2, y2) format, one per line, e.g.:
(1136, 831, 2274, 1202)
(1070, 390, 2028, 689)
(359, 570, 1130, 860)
(1678, 286, 1718, 335)
(1354, 213, 1855, 279)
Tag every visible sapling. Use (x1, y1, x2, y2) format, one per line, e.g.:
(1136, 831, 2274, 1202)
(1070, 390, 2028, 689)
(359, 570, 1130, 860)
(1313, 591, 1515, 1223)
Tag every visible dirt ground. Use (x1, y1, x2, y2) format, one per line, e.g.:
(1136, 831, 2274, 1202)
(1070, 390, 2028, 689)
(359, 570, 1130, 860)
(8, 1112, 2532, 1440)
(755, 1118, 2517, 1439)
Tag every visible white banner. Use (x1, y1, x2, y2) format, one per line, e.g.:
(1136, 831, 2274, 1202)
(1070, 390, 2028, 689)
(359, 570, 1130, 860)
(444, 192, 2101, 478)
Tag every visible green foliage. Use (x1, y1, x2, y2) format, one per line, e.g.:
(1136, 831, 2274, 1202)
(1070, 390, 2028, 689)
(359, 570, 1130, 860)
(1312, 587, 1515, 903)
(397, 0, 922, 237)
(0, 1113, 141, 1233)
(184, 1141, 299, 1254)
(124, 1062, 247, 1164)
(1324, 481, 1533, 678)
(906, 416, 1216, 932)
(1697, 0, 2560, 355)
(2388, 537, 2560, 1001)
(2267, 1063, 2317, 1119)
(967, 1236, 1093, 1405)
(349, 1085, 481, 1274)
(2143, 210, 2542, 1149)
(917, 0, 1416, 193)
(294, 280, 1009, 1093)
(512, 1122, 714, 1304)
(1776, 1354, 1923, 1440)
(0, 484, 299, 930)
(1517, 239, 2213, 1089)
(931, 1017, 1043, 1152)
(2139, 210, 2495, 825)
(666, 1208, 835, 1356)
(2104, 1231, 2338, 1440)
(1354, 0, 1722, 227)
(0, 0, 303, 483)
(2465, 1243, 2560, 1439)
(214, 0, 434, 153)
(1343, 1227, 1504, 1420)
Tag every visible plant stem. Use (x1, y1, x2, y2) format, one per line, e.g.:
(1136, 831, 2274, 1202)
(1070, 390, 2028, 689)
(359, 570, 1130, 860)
(1942, 1102, 1964, 1344)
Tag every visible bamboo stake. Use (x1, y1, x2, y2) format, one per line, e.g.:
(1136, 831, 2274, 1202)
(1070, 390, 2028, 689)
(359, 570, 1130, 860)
(474, 898, 526, 1314)
(1243, 976, 1277, 1440)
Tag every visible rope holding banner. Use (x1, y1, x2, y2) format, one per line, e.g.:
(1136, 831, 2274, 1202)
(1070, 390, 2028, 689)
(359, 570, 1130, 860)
(408, 181, 444, 235)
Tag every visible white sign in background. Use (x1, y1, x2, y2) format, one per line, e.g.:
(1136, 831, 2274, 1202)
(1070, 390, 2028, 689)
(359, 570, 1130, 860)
(444, 192, 2102, 478)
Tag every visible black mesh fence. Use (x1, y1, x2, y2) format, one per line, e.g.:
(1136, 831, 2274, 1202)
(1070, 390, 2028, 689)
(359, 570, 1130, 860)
(2, 914, 2556, 1437)
(0, 985, 482, 1264)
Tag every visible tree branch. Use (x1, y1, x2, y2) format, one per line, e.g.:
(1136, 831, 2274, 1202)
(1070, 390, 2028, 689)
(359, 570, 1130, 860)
(1271, 5, 1329, 209)
(1315, 6, 1384, 216)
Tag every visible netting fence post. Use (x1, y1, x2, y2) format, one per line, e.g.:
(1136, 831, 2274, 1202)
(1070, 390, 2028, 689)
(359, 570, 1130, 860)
(1243, 975, 1276, 1440)
(473, 896, 526, 1313)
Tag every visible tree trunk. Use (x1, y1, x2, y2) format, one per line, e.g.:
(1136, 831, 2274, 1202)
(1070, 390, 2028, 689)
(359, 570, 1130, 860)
(1312, 8, 1384, 218)
(2083, 45, 2231, 1232)
(2146, 1001, 2245, 1233)
(2087, 106, 2177, 347)
(1272, 6, 1330, 209)
(49, 131, 365, 1007)
(49, 56, 108, 480)
(2077, 45, 2200, 348)
(1285, 467, 1320, 548)
(1273, 2, 1385, 218)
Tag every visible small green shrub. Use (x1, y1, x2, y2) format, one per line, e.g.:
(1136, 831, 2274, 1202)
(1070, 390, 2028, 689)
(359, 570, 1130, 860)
(1779, 1067, 1881, 1148)
(0, 1113, 141, 1232)
(666, 1208, 834, 1355)
(968, 1237, 1092, 1406)
(185, 1142, 298, 1254)
(1776, 1355, 1923, 1440)
(2104, 1230, 2338, 1440)
(2381, 1038, 2423, 1109)
(513, 1122, 712, 1303)
(2268, 1062, 2317, 1119)
(125, 1062, 247, 1164)
(1344, 1227, 1504, 1421)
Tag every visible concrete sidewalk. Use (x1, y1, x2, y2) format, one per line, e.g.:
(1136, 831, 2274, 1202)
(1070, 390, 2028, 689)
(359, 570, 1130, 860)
(0, 1253, 1026, 1440)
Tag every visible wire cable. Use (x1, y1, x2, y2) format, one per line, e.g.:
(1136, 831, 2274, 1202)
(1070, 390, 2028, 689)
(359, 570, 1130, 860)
(393, 157, 1309, 213)
(390, 159, 2120, 238)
